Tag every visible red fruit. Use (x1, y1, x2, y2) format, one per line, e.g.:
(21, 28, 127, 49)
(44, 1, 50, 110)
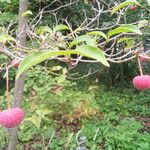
(139, 54, 149, 62)
(133, 75, 150, 90)
(0, 108, 24, 128)
(144, 122, 150, 127)
(12, 59, 21, 68)
(130, 5, 137, 10)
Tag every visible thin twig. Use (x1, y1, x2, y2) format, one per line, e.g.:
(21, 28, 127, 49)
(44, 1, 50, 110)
(6, 67, 11, 109)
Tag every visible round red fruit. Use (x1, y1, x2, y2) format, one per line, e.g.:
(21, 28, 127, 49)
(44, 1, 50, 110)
(0, 107, 24, 128)
(133, 75, 150, 90)
(12, 59, 21, 68)
(130, 5, 137, 10)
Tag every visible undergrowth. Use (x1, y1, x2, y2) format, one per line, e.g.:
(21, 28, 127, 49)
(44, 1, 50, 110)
(0, 66, 150, 150)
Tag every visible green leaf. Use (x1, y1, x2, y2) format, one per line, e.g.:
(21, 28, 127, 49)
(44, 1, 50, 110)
(16, 46, 109, 78)
(111, 0, 139, 14)
(108, 24, 142, 38)
(86, 37, 96, 47)
(0, 34, 16, 43)
(55, 74, 66, 84)
(35, 26, 52, 36)
(75, 45, 109, 67)
(16, 51, 68, 78)
(22, 10, 33, 17)
(53, 24, 70, 32)
(36, 108, 51, 118)
(70, 35, 96, 47)
(25, 115, 41, 129)
(87, 31, 107, 40)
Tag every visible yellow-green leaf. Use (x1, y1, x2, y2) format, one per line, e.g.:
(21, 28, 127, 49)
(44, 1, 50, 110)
(76, 45, 109, 67)
(70, 35, 96, 47)
(108, 24, 142, 38)
(87, 31, 107, 40)
(53, 24, 70, 32)
(16, 46, 109, 78)
(25, 115, 41, 129)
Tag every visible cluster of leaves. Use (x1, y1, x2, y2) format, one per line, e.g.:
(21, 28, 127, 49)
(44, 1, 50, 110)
(15, 22, 144, 78)
(95, 86, 150, 116)
(83, 118, 150, 150)
(0, 64, 150, 149)
(0, 127, 8, 149)
(18, 83, 150, 149)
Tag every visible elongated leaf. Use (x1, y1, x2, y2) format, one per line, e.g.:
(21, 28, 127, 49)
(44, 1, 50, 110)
(87, 31, 107, 40)
(112, 0, 139, 14)
(53, 24, 70, 32)
(86, 37, 96, 47)
(108, 24, 142, 38)
(16, 46, 109, 78)
(16, 51, 70, 78)
(76, 45, 109, 67)
(70, 35, 96, 47)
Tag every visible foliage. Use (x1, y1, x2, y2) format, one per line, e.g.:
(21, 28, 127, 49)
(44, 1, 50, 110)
(16, 22, 143, 78)
(0, 127, 9, 149)
(16, 45, 109, 78)
(83, 119, 150, 150)
(1, 64, 150, 149)
(0, 12, 17, 25)
(0, 0, 150, 149)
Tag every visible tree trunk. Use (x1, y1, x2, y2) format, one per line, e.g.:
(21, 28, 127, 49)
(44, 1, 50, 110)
(8, 0, 28, 150)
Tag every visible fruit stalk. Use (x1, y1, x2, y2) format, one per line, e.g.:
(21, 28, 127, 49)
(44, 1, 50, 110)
(137, 56, 143, 75)
(6, 67, 11, 109)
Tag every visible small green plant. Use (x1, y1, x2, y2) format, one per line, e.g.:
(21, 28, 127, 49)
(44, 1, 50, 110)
(0, 127, 9, 148)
